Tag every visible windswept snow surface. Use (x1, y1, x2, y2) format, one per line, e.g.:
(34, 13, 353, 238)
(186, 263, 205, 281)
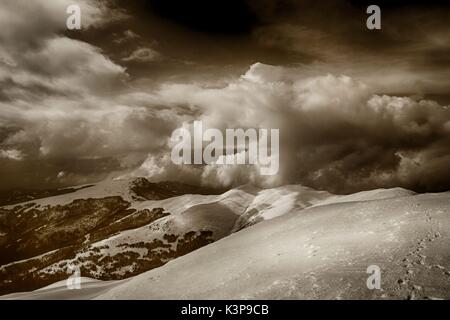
(95, 191, 450, 300)
(2, 278, 124, 300)
(2, 182, 449, 300)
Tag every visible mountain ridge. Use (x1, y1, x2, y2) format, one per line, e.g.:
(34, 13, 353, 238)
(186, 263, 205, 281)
(2, 178, 447, 299)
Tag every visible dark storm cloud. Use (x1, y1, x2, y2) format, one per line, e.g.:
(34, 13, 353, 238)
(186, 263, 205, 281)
(146, 0, 259, 34)
(0, 0, 449, 193)
(96, 0, 450, 89)
(248, 0, 450, 67)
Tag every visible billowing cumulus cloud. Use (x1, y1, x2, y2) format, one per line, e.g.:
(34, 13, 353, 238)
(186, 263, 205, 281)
(130, 63, 450, 193)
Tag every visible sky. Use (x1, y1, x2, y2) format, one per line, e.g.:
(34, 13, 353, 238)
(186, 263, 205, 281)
(0, 0, 449, 194)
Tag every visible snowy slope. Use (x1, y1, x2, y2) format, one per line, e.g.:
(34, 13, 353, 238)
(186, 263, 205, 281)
(1, 178, 330, 295)
(3, 182, 449, 300)
(93, 191, 450, 300)
(232, 185, 333, 231)
(2, 278, 124, 300)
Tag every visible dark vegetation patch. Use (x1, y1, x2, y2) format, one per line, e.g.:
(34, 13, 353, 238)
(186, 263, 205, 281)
(0, 196, 172, 295)
(130, 178, 227, 201)
(0, 178, 225, 295)
(0, 185, 94, 207)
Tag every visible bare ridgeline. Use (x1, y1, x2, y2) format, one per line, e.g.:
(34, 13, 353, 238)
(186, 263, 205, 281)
(1, 0, 450, 300)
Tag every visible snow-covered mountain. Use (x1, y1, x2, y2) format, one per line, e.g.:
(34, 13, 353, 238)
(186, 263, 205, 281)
(0, 177, 327, 295)
(0, 178, 229, 294)
(1, 178, 450, 300)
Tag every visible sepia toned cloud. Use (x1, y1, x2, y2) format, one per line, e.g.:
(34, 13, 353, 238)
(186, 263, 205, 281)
(0, 0, 449, 193)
